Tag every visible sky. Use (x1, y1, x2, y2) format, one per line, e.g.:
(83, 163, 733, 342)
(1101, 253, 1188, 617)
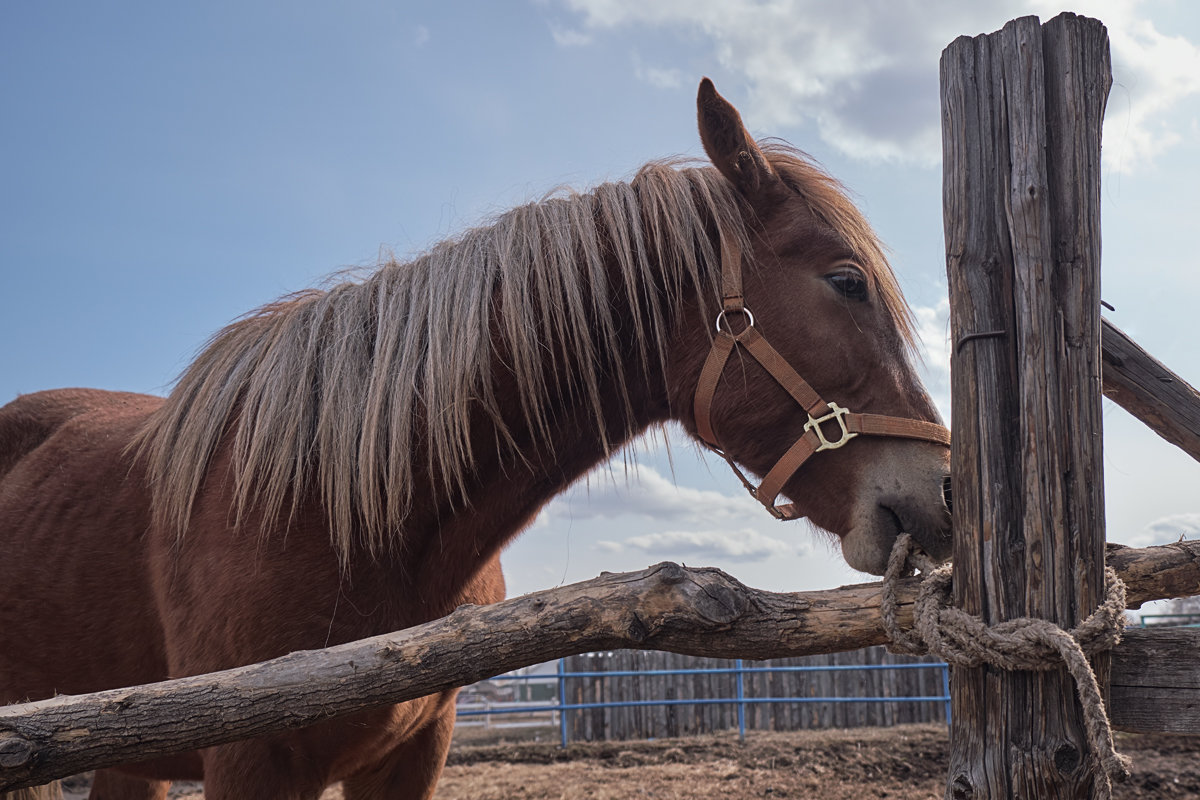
(3, 1, 1200, 605)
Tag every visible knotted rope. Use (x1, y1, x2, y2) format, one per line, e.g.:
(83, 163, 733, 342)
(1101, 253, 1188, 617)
(881, 534, 1131, 798)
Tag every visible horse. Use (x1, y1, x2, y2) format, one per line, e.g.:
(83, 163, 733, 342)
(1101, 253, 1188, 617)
(0, 79, 951, 800)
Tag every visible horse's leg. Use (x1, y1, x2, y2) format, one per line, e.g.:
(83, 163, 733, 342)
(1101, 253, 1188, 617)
(341, 702, 457, 800)
(198, 740, 328, 800)
(87, 770, 168, 800)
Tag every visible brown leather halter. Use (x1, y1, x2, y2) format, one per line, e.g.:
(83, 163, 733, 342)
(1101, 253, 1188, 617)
(693, 238, 952, 520)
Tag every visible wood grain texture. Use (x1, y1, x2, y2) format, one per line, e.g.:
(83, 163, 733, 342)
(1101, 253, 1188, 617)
(1111, 628, 1200, 734)
(1, 540, 1197, 791)
(942, 12, 1111, 799)
(1102, 318, 1200, 462)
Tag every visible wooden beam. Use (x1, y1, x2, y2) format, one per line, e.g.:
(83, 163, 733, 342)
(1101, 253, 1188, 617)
(1106, 540, 1200, 608)
(941, 12, 1111, 798)
(1111, 627, 1200, 734)
(1102, 317, 1200, 462)
(1, 540, 1198, 792)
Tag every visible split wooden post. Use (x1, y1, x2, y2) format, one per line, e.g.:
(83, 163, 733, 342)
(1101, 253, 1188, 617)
(941, 13, 1111, 799)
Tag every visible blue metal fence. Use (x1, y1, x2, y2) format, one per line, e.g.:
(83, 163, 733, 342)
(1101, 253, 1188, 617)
(456, 658, 951, 746)
(1139, 613, 1200, 628)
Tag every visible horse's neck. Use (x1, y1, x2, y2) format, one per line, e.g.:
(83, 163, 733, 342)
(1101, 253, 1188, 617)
(400, 183, 729, 597)
(406, 272, 685, 596)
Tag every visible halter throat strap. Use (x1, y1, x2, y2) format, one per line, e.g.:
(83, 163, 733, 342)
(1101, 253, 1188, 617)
(692, 238, 951, 520)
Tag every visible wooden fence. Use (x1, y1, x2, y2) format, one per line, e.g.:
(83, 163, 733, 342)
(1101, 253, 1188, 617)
(563, 647, 947, 741)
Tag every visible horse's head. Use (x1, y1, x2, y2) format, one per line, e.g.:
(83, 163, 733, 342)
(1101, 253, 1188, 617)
(670, 79, 951, 575)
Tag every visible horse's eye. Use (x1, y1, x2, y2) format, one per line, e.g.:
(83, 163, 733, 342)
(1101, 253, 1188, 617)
(827, 271, 868, 301)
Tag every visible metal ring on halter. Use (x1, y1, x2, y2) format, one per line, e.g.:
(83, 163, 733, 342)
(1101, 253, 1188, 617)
(714, 307, 755, 334)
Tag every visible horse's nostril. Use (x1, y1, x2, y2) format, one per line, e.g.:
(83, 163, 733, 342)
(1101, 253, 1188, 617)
(942, 476, 953, 514)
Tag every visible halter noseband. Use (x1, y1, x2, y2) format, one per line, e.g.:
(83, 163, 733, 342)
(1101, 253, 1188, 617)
(692, 238, 952, 520)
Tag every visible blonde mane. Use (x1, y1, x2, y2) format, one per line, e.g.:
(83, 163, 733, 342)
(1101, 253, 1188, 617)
(134, 145, 911, 559)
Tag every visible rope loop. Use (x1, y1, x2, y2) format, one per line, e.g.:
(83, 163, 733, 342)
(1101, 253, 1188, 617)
(880, 534, 1131, 798)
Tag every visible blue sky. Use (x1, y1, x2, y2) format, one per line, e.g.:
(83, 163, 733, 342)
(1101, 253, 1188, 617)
(4, 2, 1200, 600)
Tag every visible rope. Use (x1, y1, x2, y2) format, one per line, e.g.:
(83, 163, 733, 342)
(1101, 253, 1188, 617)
(881, 534, 1131, 798)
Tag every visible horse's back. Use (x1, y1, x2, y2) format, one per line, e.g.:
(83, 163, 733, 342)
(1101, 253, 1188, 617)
(0, 388, 156, 478)
(0, 388, 168, 704)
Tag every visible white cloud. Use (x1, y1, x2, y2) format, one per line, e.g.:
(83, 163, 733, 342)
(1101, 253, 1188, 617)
(1125, 512, 1200, 547)
(414, 25, 431, 47)
(550, 25, 591, 47)
(545, 461, 755, 525)
(599, 526, 799, 563)
(633, 54, 684, 89)
(553, 0, 1200, 170)
(1073, 2, 1200, 171)
(913, 294, 952, 422)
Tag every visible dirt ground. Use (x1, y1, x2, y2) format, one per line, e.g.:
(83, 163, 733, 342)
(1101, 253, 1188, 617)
(59, 723, 1200, 799)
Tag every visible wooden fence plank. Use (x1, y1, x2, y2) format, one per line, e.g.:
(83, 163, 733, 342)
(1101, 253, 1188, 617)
(1110, 628, 1200, 734)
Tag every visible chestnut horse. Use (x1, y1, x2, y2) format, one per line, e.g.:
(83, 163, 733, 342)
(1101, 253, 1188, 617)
(0, 80, 950, 799)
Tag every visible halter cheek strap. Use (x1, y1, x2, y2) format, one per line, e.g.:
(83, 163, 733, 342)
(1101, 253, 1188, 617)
(692, 238, 952, 521)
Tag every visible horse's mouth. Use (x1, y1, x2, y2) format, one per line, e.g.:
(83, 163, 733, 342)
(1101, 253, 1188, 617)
(840, 499, 952, 576)
(882, 500, 952, 565)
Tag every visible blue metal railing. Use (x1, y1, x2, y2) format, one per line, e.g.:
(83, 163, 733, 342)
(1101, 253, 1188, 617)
(455, 659, 952, 747)
(1139, 613, 1200, 628)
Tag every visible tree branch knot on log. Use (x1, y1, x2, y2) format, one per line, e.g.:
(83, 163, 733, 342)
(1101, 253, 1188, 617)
(881, 534, 1131, 799)
(0, 734, 34, 769)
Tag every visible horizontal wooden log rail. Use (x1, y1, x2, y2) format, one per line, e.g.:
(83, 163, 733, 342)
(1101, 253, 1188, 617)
(1, 539, 1198, 791)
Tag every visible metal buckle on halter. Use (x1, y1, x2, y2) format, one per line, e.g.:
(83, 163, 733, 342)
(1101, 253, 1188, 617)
(714, 307, 755, 334)
(804, 403, 857, 451)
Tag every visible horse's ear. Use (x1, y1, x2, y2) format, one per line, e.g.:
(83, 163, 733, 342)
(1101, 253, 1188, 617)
(697, 78, 774, 196)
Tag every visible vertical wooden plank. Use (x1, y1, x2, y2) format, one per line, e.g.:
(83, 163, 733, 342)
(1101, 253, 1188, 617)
(599, 653, 609, 741)
(856, 649, 871, 728)
(706, 657, 718, 733)
(711, 657, 721, 733)
(765, 659, 773, 732)
(581, 653, 595, 742)
(617, 651, 629, 741)
(571, 653, 583, 742)
(636, 652, 645, 739)
(868, 647, 882, 728)
(691, 654, 701, 735)
(709, 657, 718, 733)
(660, 652, 671, 739)
(776, 658, 787, 732)
(625, 652, 636, 740)
(566, 654, 578, 741)
(691, 652, 700, 734)
(827, 654, 840, 729)
(716, 658, 725, 734)
(793, 657, 804, 731)
(894, 652, 909, 727)
(819, 653, 833, 729)
(596, 653, 607, 742)
(609, 652, 621, 741)
(646, 650, 656, 739)
(834, 651, 848, 729)
(664, 652, 678, 739)
(941, 12, 1110, 799)
(809, 658, 820, 729)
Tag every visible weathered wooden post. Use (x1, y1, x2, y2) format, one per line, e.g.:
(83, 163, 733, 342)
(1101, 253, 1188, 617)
(941, 13, 1111, 799)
